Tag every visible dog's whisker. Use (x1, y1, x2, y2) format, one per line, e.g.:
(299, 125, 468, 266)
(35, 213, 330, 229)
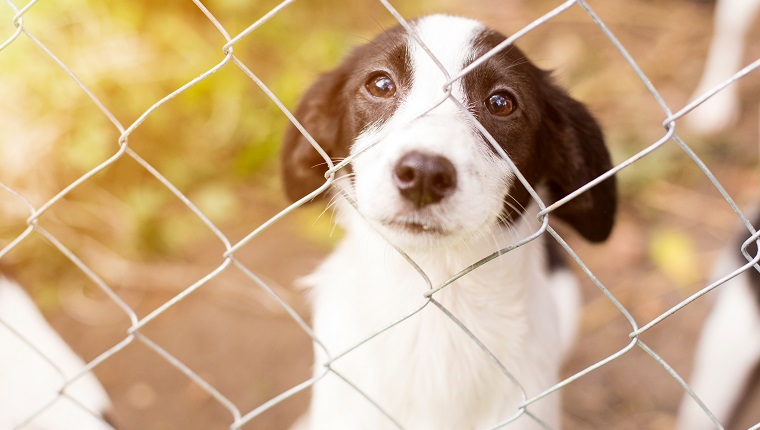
(312, 157, 349, 170)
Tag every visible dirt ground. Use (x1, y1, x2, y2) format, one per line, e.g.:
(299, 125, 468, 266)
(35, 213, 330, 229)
(46, 194, 760, 430)
(7, 0, 760, 429)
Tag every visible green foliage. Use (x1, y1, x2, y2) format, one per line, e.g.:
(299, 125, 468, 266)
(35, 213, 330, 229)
(1, 0, 430, 259)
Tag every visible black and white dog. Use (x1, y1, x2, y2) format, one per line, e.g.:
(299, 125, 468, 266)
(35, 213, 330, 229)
(0, 275, 115, 429)
(677, 212, 760, 429)
(282, 15, 616, 429)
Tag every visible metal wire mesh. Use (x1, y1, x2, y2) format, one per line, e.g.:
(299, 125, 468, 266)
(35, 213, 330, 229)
(1, 0, 759, 429)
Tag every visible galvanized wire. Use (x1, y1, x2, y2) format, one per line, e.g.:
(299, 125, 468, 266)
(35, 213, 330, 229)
(0, 0, 758, 429)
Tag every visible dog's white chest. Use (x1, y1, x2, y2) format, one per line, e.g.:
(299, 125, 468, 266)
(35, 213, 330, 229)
(302, 230, 562, 430)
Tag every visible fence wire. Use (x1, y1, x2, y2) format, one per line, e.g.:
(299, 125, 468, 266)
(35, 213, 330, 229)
(0, 0, 759, 429)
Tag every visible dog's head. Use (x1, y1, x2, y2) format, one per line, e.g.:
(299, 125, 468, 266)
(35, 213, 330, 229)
(282, 15, 616, 247)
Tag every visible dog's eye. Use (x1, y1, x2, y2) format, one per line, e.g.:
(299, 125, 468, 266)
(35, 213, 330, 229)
(485, 92, 516, 117)
(365, 73, 396, 98)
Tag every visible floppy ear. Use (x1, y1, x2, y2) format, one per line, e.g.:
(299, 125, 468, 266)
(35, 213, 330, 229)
(281, 68, 349, 203)
(540, 80, 617, 242)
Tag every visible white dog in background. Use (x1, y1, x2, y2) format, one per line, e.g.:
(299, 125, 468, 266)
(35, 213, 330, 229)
(676, 212, 760, 429)
(0, 276, 115, 429)
(677, 0, 760, 427)
(678, 215, 760, 430)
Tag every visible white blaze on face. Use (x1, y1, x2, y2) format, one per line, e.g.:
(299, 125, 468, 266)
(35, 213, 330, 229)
(349, 15, 515, 243)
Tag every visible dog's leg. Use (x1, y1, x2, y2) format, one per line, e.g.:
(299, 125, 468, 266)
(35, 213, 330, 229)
(548, 268, 582, 359)
(687, 0, 760, 134)
(677, 266, 760, 429)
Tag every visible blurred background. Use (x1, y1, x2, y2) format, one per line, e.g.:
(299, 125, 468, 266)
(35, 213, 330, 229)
(1, 0, 759, 428)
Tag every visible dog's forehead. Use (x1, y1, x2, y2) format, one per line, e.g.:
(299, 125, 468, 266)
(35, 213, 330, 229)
(382, 15, 486, 120)
(410, 15, 485, 77)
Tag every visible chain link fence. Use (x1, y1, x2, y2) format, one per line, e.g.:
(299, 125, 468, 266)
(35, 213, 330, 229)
(1, 0, 759, 429)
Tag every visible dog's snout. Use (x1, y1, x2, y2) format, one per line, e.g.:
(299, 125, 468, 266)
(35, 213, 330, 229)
(393, 151, 457, 208)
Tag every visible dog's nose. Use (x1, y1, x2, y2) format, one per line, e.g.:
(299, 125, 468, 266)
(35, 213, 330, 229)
(393, 151, 457, 208)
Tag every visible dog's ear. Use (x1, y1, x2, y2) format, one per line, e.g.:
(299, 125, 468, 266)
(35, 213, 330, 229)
(539, 78, 617, 242)
(281, 68, 349, 203)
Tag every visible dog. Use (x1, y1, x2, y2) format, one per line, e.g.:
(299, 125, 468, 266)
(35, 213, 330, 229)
(687, 0, 760, 134)
(282, 15, 616, 429)
(676, 212, 760, 430)
(0, 275, 115, 429)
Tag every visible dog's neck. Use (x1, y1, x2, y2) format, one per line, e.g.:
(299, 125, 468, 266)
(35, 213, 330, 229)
(325, 200, 548, 305)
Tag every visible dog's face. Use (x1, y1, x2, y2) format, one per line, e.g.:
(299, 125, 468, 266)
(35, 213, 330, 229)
(282, 15, 616, 247)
